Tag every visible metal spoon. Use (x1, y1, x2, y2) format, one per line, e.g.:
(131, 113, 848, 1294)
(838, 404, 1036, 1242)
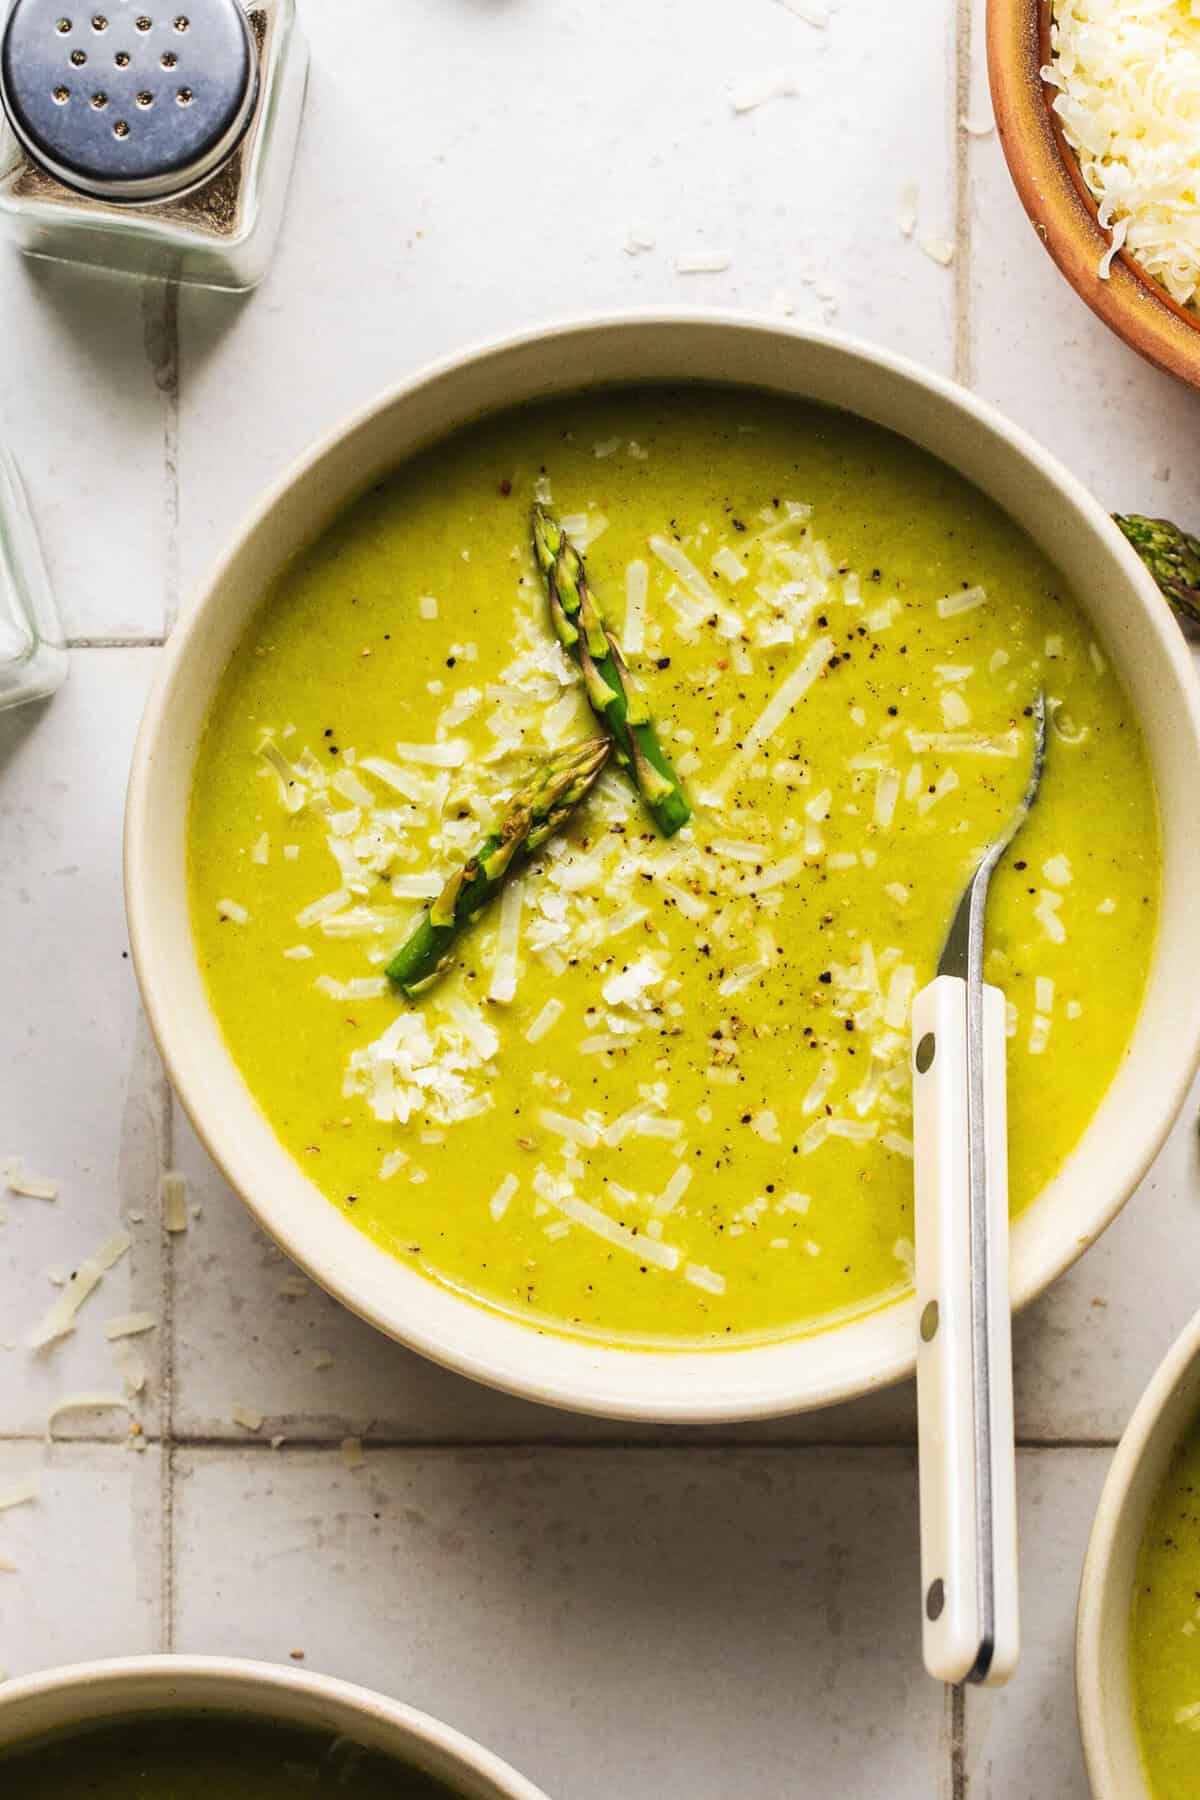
(912, 693, 1047, 1687)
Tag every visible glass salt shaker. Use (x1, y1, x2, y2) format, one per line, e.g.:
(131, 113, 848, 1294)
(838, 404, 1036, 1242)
(0, 450, 67, 711)
(0, 0, 307, 290)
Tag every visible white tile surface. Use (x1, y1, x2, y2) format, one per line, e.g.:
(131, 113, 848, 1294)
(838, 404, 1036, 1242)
(2, 0, 1200, 1789)
(0, 1440, 162, 1678)
(964, 1450, 1109, 1799)
(174, 1445, 943, 1800)
(0, 266, 173, 641)
(1012, 1072, 1200, 1444)
(175, 0, 958, 603)
(966, 0, 1200, 525)
(0, 650, 164, 1439)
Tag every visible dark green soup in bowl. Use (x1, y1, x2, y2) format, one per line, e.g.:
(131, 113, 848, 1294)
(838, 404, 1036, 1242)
(0, 1714, 455, 1797)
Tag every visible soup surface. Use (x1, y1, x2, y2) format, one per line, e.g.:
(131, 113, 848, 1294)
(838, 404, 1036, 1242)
(0, 1713, 456, 1796)
(189, 387, 1158, 1346)
(1133, 1416, 1200, 1797)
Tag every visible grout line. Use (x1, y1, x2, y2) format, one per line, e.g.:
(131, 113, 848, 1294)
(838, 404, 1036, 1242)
(0, 1431, 1125, 1451)
(151, 1435, 924, 1454)
(159, 1081, 177, 1651)
(65, 636, 166, 649)
(1015, 1435, 1123, 1451)
(0, 1434, 921, 1452)
(953, 0, 974, 388)
(141, 280, 181, 637)
(138, 272, 181, 1649)
(949, 16, 974, 1794)
(951, 1683, 968, 1798)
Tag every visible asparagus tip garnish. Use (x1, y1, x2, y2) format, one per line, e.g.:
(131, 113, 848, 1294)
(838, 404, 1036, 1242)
(532, 506, 690, 836)
(385, 735, 610, 999)
(1114, 514, 1200, 632)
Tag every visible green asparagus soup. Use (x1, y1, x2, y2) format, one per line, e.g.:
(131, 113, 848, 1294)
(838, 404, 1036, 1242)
(188, 386, 1158, 1346)
(1133, 1416, 1200, 1796)
(0, 1713, 457, 1796)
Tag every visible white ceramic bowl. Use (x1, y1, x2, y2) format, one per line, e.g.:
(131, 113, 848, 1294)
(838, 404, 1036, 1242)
(1077, 1310, 1200, 1797)
(0, 1654, 549, 1797)
(125, 310, 1200, 1423)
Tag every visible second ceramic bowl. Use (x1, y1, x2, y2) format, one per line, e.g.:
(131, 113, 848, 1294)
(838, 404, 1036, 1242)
(0, 1655, 549, 1797)
(1077, 1309, 1200, 1798)
(125, 310, 1200, 1423)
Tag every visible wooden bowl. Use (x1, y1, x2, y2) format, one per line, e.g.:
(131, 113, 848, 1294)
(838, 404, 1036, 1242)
(987, 0, 1200, 389)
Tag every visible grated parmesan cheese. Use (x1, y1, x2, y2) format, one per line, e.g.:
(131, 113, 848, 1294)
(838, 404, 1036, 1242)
(393, 738, 467, 768)
(729, 70, 799, 113)
(525, 997, 565, 1043)
(718, 961, 767, 997)
(6, 1168, 58, 1200)
(1034, 889, 1068, 945)
(648, 535, 719, 608)
(488, 875, 525, 1005)
(711, 545, 749, 585)
(46, 1393, 131, 1439)
(940, 690, 972, 729)
(489, 1173, 518, 1221)
(538, 1109, 599, 1149)
(937, 585, 987, 619)
(898, 180, 918, 238)
(874, 767, 900, 829)
(774, 0, 829, 24)
(162, 1170, 189, 1233)
(0, 1477, 39, 1511)
(104, 1312, 157, 1340)
(706, 636, 835, 803)
(550, 1191, 681, 1270)
(296, 887, 352, 928)
(653, 1165, 693, 1218)
(920, 236, 956, 267)
(1048, 1, 1200, 307)
(674, 252, 733, 275)
(624, 559, 648, 654)
(907, 729, 1018, 758)
(802, 1059, 835, 1115)
(26, 1229, 131, 1349)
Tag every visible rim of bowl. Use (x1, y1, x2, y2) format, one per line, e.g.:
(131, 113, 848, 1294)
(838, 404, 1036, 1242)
(1076, 1309, 1200, 1799)
(125, 307, 1200, 1423)
(986, 0, 1200, 389)
(0, 1655, 550, 1799)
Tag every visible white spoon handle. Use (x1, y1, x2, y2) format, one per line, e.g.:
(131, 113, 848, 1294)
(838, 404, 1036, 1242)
(913, 974, 1019, 1686)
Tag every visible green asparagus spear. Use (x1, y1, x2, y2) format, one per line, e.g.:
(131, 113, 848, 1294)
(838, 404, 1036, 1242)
(385, 736, 610, 998)
(1114, 515, 1200, 630)
(532, 507, 691, 837)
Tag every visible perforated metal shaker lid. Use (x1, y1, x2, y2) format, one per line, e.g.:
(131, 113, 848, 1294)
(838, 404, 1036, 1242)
(0, 0, 259, 203)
